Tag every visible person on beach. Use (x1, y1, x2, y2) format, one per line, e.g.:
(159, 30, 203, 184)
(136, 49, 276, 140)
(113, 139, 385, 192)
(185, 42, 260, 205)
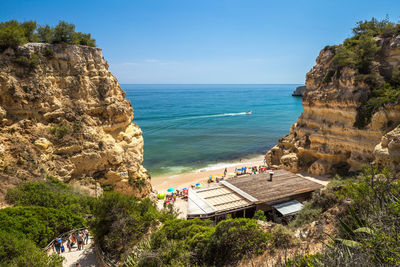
(224, 168, 227, 177)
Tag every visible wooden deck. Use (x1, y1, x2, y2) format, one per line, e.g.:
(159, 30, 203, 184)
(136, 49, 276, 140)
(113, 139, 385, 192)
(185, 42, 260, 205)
(227, 170, 323, 204)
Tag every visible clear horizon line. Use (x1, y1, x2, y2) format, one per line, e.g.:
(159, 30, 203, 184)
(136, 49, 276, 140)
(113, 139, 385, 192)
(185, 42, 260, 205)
(119, 83, 305, 85)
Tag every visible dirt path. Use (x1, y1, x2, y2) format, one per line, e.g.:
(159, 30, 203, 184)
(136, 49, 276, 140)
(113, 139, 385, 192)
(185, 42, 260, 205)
(54, 238, 98, 267)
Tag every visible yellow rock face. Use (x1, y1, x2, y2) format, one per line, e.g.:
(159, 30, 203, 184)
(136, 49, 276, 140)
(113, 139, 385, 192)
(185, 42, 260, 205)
(0, 43, 151, 201)
(266, 37, 400, 176)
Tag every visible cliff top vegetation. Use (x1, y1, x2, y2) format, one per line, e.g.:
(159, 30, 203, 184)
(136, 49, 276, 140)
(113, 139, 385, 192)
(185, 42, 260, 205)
(322, 17, 400, 128)
(0, 20, 96, 52)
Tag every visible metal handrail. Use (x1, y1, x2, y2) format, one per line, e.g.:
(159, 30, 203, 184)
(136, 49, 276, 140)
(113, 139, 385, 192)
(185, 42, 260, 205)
(43, 227, 86, 252)
(43, 227, 119, 267)
(96, 244, 118, 267)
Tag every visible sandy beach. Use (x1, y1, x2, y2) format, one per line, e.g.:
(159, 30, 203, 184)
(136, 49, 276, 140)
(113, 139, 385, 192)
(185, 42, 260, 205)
(151, 155, 266, 193)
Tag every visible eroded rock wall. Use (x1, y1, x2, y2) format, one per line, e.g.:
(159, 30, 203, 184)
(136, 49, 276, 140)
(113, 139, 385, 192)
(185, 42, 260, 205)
(266, 36, 400, 176)
(0, 43, 151, 201)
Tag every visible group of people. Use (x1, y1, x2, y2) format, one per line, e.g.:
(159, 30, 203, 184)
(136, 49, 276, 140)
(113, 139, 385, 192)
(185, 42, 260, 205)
(53, 228, 90, 254)
(235, 165, 275, 176)
(163, 189, 189, 207)
(206, 167, 228, 184)
(163, 192, 177, 207)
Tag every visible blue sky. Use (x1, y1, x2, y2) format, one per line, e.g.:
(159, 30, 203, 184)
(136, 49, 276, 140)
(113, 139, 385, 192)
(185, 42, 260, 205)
(2, 0, 400, 84)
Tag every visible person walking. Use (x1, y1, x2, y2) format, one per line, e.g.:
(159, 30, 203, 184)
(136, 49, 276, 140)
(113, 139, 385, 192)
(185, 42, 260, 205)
(67, 238, 71, 252)
(53, 238, 62, 254)
(77, 231, 84, 250)
(224, 168, 227, 177)
(84, 228, 89, 245)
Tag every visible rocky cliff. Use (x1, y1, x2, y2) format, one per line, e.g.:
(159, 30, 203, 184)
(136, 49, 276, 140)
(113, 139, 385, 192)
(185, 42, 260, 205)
(266, 36, 400, 176)
(292, 85, 306, 96)
(0, 43, 151, 202)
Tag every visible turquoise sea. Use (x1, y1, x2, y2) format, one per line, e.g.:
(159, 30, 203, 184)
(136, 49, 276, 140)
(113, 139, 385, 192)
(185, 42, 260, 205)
(122, 84, 303, 177)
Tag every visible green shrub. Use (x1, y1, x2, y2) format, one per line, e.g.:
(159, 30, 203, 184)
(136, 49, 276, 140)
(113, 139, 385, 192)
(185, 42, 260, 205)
(14, 55, 30, 67)
(14, 53, 40, 71)
(150, 218, 213, 248)
(50, 122, 70, 138)
(323, 70, 335, 84)
(270, 225, 299, 249)
(0, 20, 28, 51)
(0, 231, 63, 267)
(352, 17, 400, 38)
(291, 183, 340, 227)
(128, 177, 146, 192)
(72, 32, 96, 47)
(52, 21, 76, 44)
(139, 217, 270, 266)
(6, 177, 94, 216)
(290, 202, 322, 227)
(253, 210, 267, 221)
(29, 53, 39, 69)
(207, 218, 270, 266)
(332, 33, 380, 74)
(354, 82, 400, 128)
(0, 206, 84, 247)
(287, 167, 400, 266)
(37, 25, 53, 43)
(44, 47, 54, 58)
(321, 17, 400, 128)
(139, 218, 213, 266)
(90, 192, 161, 261)
(0, 19, 96, 51)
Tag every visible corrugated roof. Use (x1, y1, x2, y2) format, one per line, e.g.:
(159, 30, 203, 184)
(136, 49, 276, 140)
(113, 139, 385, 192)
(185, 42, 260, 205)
(187, 188, 215, 216)
(273, 200, 303, 216)
(187, 184, 253, 216)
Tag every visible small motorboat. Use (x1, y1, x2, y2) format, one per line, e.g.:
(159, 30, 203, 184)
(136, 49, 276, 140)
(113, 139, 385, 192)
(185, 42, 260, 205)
(245, 110, 252, 115)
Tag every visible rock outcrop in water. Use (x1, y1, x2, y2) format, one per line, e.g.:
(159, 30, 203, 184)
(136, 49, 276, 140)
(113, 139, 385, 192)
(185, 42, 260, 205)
(292, 85, 306, 96)
(0, 43, 151, 201)
(266, 36, 400, 176)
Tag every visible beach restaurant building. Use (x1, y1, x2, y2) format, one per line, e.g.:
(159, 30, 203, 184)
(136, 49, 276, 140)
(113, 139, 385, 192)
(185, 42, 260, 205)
(187, 169, 323, 222)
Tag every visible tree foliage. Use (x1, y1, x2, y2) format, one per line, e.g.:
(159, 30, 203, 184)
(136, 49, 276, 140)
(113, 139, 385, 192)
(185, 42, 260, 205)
(6, 177, 94, 216)
(323, 17, 400, 128)
(0, 19, 96, 51)
(286, 167, 400, 266)
(0, 206, 84, 248)
(0, 20, 30, 51)
(0, 230, 63, 267)
(90, 192, 163, 261)
(134, 217, 270, 266)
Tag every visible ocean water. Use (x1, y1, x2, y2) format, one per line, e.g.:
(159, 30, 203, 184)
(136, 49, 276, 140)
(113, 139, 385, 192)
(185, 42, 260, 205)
(122, 84, 303, 177)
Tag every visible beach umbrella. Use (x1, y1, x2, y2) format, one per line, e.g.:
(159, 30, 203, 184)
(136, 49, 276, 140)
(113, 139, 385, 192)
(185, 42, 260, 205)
(157, 193, 165, 199)
(195, 183, 201, 186)
(167, 188, 175, 192)
(196, 183, 203, 188)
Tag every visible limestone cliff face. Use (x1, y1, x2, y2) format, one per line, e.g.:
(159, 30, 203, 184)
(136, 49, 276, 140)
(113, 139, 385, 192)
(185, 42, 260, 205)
(0, 43, 151, 201)
(266, 36, 400, 176)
